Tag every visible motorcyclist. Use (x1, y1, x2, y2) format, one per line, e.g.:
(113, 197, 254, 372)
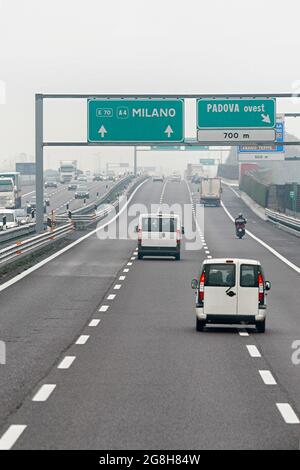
(235, 213, 247, 229)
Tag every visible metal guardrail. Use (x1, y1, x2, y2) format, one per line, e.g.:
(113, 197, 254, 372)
(0, 223, 36, 243)
(0, 223, 74, 266)
(265, 208, 300, 232)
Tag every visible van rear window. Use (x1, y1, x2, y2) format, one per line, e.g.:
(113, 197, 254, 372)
(240, 264, 260, 287)
(141, 217, 177, 232)
(204, 264, 236, 287)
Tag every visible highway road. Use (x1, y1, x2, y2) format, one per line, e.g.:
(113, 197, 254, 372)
(22, 180, 115, 215)
(0, 179, 299, 449)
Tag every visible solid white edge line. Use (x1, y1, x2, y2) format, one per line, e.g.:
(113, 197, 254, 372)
(259, 370, 277, 385)
(76, 335, 90, 345)
(32, 384, 56, 402)
(221, 201, 300, 275)
(0, 425, 27, 450)
(57, 356, 76, 369)
(0, 179, 148, 294)
(246, 345, 261, 358)
(276, 403, 300, 424)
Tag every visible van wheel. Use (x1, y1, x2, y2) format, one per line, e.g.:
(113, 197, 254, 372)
(138, 253, 143, 260)
(256, 319, 265, 333)
(196, 318, 205, 332)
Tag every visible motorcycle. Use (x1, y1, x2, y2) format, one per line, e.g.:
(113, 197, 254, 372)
(235, 223, 245, 239)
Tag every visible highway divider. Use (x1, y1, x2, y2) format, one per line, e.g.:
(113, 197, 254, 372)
(0, 223, 36, 243)
(0, 223, 74, 267)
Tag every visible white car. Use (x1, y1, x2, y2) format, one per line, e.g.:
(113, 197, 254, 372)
(0, 209, 18, 229)
(191, 258, 271, 332)
(137, 213, 184, 260)
(170, 173, 181, 182)
(152, 174, 164, 182)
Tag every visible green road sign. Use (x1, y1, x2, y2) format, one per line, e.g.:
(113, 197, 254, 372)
(88, 99, 184, 143)
(290, 191, 295, 200)
(197, 98, 276, 129)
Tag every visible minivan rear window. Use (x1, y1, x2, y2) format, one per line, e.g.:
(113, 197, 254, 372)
(141, 217, 177, 232)
(204, 264, 236, 287)
(240, 264, 260, 287)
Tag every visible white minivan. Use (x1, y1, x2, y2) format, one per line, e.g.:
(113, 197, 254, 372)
(191, 258, 271, 332)
(137, 213, 184, 260)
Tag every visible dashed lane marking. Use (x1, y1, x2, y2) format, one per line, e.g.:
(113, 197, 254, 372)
(259, 370, 277, 385)
(246, 345, 261, 358)
(123, 269, 129, 273)
(76, 335, 90, 345)
(89, 319, 101, 327)
(107, 294, 116, 300)
(58, 356, 76, 370)
(127, 262, 133, 266)
(114, 284, 122, 290)
(239, 331, 249, 337)
(276, 403, 300, 424)
(99, 305, 109, 312)
(0, 425, 27, 450)
(32, 384, 56, 402)
(119, 276, 126, 281)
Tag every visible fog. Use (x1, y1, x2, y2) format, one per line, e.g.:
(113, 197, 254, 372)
(0, 0, 299, 173)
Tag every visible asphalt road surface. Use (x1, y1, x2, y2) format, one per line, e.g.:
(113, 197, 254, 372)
(0, 179, 299, 449)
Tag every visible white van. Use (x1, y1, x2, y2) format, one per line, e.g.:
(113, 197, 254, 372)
(0, 209, 18, 230)
(137, 213, 184, 260)
(191, 258, 271, 332)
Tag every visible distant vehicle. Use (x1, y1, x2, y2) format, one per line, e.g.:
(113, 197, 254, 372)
(26, 196, 47, 214)
(14, 209, 29, 225)
(93, 174, 103, 182)
(152, 174, 164, 182)
(75, 185, 90, 199)
(107, 171, 116, 181)
(170, 172, 181, 182)
(44, 180, 58, 188)
(200, 177, 222, 206)
(0, 172, 22, 208)
(68, 183, 77, 191)
(59, 160, 77, 184)
(44, 197, 50, 206)
(0, 209, 18, 229)
(77, 176, 87, 183)
(191, 258, 271, 333)
(191, 174, 201, 184)
(136, 213, 184, 260)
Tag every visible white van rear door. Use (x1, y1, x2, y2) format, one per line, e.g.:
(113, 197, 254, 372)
(203, 263, 237, 315)
(237, 263, 259, 316)
(160, 217, 177, 248)
(141, 217, 160, 247)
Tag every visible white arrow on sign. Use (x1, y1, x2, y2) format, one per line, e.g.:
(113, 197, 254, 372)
(98, 125, 107, 138)
(164, 125, 173, 138)
(261, 114, 271, 124)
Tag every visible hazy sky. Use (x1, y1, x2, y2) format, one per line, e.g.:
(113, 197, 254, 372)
(0, 0, 300, 171)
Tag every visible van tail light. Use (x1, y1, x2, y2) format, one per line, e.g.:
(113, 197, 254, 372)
(176, 229, 181, 244)
(258, 272, 264, 305)
(199, 272, 205, 303)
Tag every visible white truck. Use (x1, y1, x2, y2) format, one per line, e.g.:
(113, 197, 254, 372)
(59, 161, 77, 184)
(0, 172, 22, 208)
(200, 177, 222, 207)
